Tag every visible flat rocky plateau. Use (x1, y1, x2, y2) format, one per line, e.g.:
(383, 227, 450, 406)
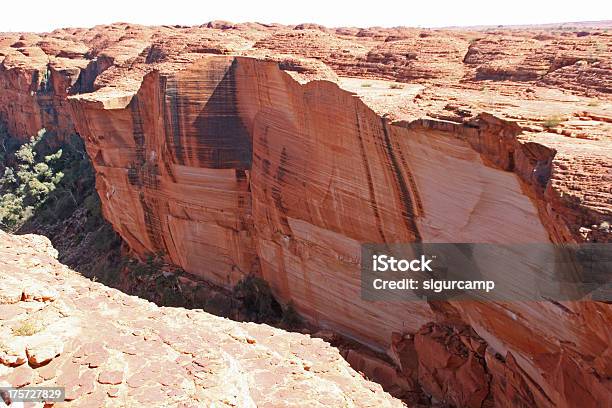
(0, 231, 402, 407)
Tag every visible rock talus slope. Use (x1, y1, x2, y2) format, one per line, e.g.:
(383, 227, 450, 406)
(0, 231, 402, 407)
(1, 22, 612, 407)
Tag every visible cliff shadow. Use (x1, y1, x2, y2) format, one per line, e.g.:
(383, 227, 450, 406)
(165, 59, 252, 170)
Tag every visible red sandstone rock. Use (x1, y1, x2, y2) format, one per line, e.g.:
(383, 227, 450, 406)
(0, 339, 27, 367)
(0, 231, 402, 407)
(98, 370, 124, 385)
(1, 21, 611, 408)
(25, 335, 64, 366)
(414, 323, 490, 407)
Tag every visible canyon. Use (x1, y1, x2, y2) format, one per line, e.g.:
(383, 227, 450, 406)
(1, 22, 611, 406)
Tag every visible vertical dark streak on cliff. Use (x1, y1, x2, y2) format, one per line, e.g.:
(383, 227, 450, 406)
(130, 95, 160, 190)
(131, 97, 163, 252)
(395, 142, 425, 217)
(163, 76, 185, 165)
(127, 98, 145, 187)
(236, 169, 248, 211)
(139, 192, 163, 253)
(355, 109, 386, 242)
(380, 118, 421, 241)
(194, 59, 252, 169)
(157, 76, 176, 183)
(272, 147, 291, 233)
(131, 102, 145, 159)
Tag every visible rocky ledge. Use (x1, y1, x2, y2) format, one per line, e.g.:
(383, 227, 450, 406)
(0, 231, 402, 407)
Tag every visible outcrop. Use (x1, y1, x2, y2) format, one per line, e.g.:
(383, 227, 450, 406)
(0, 231, 402, 407)
(1, 22, 611, 407)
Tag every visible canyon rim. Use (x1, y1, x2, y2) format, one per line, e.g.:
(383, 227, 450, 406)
(0, 15, 611, 408)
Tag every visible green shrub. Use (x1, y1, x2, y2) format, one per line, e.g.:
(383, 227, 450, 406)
(1, 128, 104, 231)
(542, 115, 564, 129)
(12, 320, 42, 336)
(280, 302, 302, 329)
(0, 129, 64, 230)
(233, 275, 282, 322)
(0, 193, 25, 228)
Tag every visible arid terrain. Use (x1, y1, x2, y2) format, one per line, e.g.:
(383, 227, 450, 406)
(0, 21, 611, 407)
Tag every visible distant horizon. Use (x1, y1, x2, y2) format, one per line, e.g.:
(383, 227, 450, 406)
(2, 0, 611, 33)
(2, 19, 612, 34)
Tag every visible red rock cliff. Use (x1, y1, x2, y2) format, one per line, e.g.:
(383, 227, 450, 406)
(68, 54, 611, 407)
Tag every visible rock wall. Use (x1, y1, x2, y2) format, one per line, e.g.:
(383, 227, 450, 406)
(0, 29, 151, 142)
(68, 55, 612, 407)
(0, 47, 88, 141)
(70, 56, 258, 288)
(71, 55, 553, 347)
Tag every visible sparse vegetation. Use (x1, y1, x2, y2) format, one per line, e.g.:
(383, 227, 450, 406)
(588, 101, 600, 107)
(12, 320, 42, 336)
(542, 115, 564, 129)
(0, 125, 123, 285)
(233, 275, 282, 323)
(0, 129, 106, 232)
(232, 275, 303, 327)
(124, 252, 188, 307)
(361, 83, 372, 88)
(34, 134, 97, 225)
(122, 256, 302, 328)
(0, 129, 64, 230)
(389, 83, 404, 89)
(280, 302, 302, 329)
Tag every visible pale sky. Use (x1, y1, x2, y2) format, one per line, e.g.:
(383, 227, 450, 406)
(2, 0, 611, 32)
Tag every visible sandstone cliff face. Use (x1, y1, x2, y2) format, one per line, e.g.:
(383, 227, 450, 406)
(2, 23, 611, 407)
(0, 25, 160, 141)
(0, 231, 401, 407)
(68, 54, 611, 407)
(0, 47, 84, 140)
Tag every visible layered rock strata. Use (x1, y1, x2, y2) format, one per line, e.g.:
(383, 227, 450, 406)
(2, 23, 611, 142)
(68, 54, 611, 407)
